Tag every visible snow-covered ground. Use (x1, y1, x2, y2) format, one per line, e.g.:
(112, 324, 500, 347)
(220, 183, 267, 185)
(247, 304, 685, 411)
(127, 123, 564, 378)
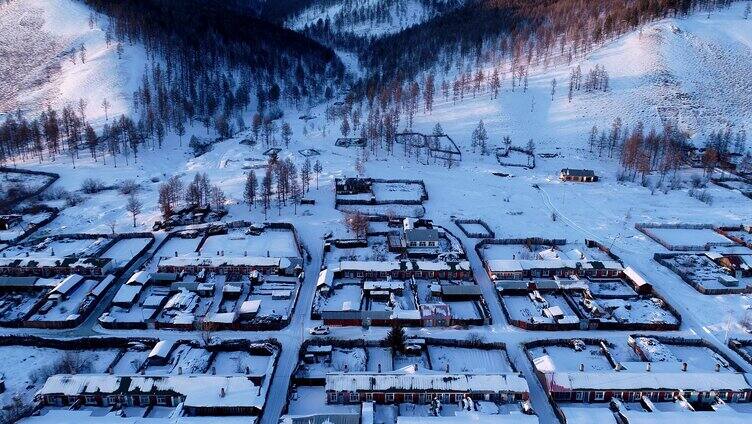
(3, 2, 752, 424)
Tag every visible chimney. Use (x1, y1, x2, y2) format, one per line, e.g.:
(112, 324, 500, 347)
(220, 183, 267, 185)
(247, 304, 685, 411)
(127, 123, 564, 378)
(378, 363, 382, 373)
(579, 363, 584, 372)
(211, 366, 216, 375)
(220, 387, 225, 398)
(246, 366, 250, 374)
(715, 363, 721, 372)
(682, 362, 688, 372)
(646, 362, 651, 372)
(244, 251, 248, 257)
(178, 367, 182, 375)
(445, 363, 450, 373)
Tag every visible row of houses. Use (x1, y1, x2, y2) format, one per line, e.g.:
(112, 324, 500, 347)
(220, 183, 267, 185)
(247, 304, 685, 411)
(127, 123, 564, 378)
(37, 373, 265, 417)
(333, 260, 472, 281)
(486, 258, 623, 280)
(324, 372, 529, 405)
(157, 255, 302, 277)
(0, 256, 115, 277)
(539, 370, 751, 404)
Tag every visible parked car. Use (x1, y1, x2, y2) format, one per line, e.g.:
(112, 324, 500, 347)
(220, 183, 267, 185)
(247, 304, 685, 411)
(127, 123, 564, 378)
(309, 325, 330, 335)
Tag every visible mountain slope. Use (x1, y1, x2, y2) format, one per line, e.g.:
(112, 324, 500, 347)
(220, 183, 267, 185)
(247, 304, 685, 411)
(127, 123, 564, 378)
(0, 0, 145, 123)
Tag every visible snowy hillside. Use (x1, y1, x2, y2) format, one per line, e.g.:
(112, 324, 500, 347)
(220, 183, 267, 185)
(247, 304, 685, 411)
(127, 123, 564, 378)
(0, 0, 145, 123)
(406, 4, 752, 149)
(286, 0, 464, 37)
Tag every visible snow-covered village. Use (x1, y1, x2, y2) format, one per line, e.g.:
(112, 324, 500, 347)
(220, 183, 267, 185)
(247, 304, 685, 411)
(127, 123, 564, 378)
(2, 0, 752, 423)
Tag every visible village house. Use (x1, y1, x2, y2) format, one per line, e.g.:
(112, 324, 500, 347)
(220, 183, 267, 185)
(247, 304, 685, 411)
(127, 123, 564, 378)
(0, 214, 22, 231)
(324, 371, 529, 405)
(335, 177, 372, 195)
(402, 218, 439, 249)
(559, 169, 598, 182)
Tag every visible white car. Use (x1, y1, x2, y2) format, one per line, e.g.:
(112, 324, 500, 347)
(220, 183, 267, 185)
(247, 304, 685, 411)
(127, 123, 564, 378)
(309, 325, 330, 335)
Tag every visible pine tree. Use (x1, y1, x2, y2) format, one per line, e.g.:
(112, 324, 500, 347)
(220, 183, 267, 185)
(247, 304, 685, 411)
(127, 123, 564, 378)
(313, 159, 323, 189)
(243, 170, 258, 210)
(386, 323, 406, 352)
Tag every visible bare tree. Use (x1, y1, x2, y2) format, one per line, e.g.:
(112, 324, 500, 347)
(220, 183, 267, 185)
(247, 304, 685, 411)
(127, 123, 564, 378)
(344, 212, 369, 238)
(125, 193, 142, 227)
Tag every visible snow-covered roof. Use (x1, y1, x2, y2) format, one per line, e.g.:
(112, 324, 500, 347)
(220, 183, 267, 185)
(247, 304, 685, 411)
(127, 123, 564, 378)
(239, 300, 261, 314)
(38, 374, 122, 396)
(112, 282, 145, 305)
(159, 256, 284, 268)
(18, 409, 256, 424)
(619, 408, 751, 424)
(50, 274, 83, 295)
(148, 340, 175, 359)
(486, 259, 622, 273)
(363, 280, 404, 290)
(325, 372, 529, 393)
(533, 355, 556, 373)
(127, 270, 151, 285)
(316, 269, 333, 289)
(396, 414, 539, 424)
(338, 260, 470, 273)
(90, 275, 115, 297)
(624, 267, 650, 288)
(548, 371, 751, 392)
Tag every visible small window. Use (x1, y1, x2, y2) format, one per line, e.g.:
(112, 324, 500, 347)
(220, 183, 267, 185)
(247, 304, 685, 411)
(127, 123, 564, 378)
(350, 392, 359, 402)
(107, 396, 119, 405)
(157, 396, 168, 405)
(365, 393, 373, 402)
(85, 396, 96, 405)
(140, 395, 150, 405)
(328, 392, 338, 402)
(594, 392, 605, 401)
(386, 393, 395, 402)
(575, 392, 583, 401)
(404, 394, 413, 403)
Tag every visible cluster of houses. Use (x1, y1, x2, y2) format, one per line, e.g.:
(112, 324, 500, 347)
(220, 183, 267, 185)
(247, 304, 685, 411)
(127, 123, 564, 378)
(479, 238, 680, 331)
(314, 218, 489, 327)
(11, 337, 278, 423)
(101, 268, 298, 331)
